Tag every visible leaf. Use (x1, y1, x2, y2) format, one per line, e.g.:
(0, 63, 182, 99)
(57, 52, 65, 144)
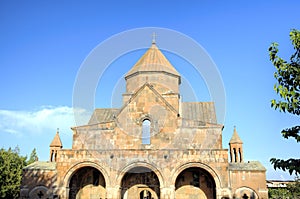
(269, 29, 300, 176)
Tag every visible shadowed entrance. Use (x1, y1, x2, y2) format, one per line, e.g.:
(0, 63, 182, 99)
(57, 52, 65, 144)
(121, 166, 160, 199)
(175, 167, 216, 199)
(68, 166, 106, 199)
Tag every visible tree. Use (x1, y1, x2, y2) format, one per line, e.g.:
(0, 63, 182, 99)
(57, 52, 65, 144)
(268, 178, 300, 198)
(287, 177, 300, 198)
(269, 29, 300, 175)
(0, 147, 27, 199)
(27, 148, 38, 165)
(0, 147, 38, 199)
(268, 187, 292, 199)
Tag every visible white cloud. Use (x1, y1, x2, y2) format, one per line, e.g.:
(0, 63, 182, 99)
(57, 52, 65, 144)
(0, 106, 76, 136)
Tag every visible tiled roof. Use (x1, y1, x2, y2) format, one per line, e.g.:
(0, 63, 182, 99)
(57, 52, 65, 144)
(88, 108, 119, 124)
(181, 102, 217, 124)
(23, 161, 56, 171)
(229, 161, 266, 171)
(229, 127, 243, 144)
(125, 43, 180, 79)
(50, 132, 62, 147)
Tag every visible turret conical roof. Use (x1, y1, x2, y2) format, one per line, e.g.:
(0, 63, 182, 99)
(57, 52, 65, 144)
(125, 42, 180, 79)
(50, 129, 63, 148)
(229, 127, 243, 144)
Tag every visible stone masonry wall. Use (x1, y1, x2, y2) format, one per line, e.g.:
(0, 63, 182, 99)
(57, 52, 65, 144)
(55, 148, 229, 198)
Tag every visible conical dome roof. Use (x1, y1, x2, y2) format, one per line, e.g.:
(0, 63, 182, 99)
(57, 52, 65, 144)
(50, 130, 63, 147)
(125, 42, 180, 79)
(229, 127, 243, 144)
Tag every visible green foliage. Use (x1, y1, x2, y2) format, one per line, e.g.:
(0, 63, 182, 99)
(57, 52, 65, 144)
(269, 29, 300, 175)
(0, 147, 26, 199)
(270, 158, 300, 175)
(268, 187, 292, 199)
(0, 147, 38, 199)
(27, 148, 38, 165)
(269, 29, 300, 116)
(287, 177, 300, 198)
(268, 178, 300, 198)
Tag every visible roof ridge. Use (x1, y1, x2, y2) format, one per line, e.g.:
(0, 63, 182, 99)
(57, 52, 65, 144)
(125, 43, 180, 79)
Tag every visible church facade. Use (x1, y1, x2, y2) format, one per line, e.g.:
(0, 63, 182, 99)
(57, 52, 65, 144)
(21, 40, 268, 199)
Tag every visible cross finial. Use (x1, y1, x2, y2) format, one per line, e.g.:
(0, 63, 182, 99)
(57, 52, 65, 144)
(57, 128, 59, 133)
(152, 32, 156, 44)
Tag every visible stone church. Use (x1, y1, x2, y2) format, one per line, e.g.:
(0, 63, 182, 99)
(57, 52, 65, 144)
(21, 39, 268, 199)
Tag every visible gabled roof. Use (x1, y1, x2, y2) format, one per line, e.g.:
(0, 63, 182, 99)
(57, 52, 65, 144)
(229, 127, 243, 144)
(88, 108, 119, 125)
(181, 102, 217, 124)
(83, 83, 178, 127)
(50, 130, 63, 147)
(229, 161, 266, 171)
(117, 82, 179, 117)
(23, 161, 56, 171)
(125, 42, 180, 79)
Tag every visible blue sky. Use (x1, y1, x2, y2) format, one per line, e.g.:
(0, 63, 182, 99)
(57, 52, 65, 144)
(0, 1, 299, 180)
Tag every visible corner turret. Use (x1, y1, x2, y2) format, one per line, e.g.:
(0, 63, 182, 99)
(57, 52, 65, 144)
(229, 127, 243, 163)
(49, 128, 63, 162)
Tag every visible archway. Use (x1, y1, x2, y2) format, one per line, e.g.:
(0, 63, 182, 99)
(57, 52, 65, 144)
(234, 187, 258, 199)
(121, 166, 160, 199)
(68, 166, 106, 199)
(175, 167, 216, 199)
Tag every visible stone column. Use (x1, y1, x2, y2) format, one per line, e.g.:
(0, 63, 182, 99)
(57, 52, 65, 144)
(160, 186, 175, 199)
(216, 187, 232, 199)
(106, 186, 120, 199)
(258, 188, 269, 199)
(169, 185, 176, 199)
(59, 187, 69, 199)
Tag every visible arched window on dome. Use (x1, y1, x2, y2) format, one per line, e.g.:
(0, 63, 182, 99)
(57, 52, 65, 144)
(142, 119, 151, 144)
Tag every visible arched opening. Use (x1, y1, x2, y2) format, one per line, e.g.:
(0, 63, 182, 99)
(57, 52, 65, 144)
(175, 167, 216, 199)
(142, 119, 151, 144)
(68, 166, 106, 199)
(54, 151, 57, 161)
(140, 190, 152, 199)
(121, 166, 159, 199)
(233, 148, 237, 162)
(238, 148, 242, 162)
(235, 187, 258, 199)
(50, 150, 54, 162)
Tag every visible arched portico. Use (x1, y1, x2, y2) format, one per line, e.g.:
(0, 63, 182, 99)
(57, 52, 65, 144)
(117, 162, 165, 199)
(171, 162, 222, 188)
(172, 162, 222, 199)
(63, 161, 110, 199)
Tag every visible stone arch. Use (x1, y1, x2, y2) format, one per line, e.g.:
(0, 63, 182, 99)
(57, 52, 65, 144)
(139, 114, 153, 125)
(63, 161, 110, 188)
(117, 161, 164, 199)
(63, 161, 110, 199)
(171, 162, 222, 188)
(174, 166, 217, 199)
(139, 188, 156, 198)
(117, 161, 165, 188)
(234, 187, 258, 199)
